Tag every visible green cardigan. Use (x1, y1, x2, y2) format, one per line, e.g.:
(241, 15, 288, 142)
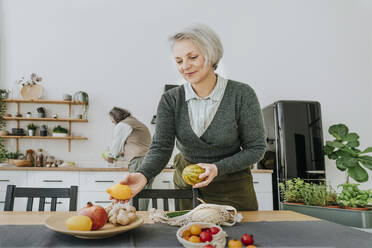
(137, 80, 266, 182)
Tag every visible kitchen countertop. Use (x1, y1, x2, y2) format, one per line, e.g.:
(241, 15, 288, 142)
(0, 166, 273, 173)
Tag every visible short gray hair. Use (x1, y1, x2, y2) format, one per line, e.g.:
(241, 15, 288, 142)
(169, 24, 223, 70)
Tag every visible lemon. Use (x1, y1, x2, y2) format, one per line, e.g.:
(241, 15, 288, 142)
(65, 215, 92, 231)
(106, 184, 131, 200)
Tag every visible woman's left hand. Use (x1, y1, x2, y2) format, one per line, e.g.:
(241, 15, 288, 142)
(193, 163, 218, 188)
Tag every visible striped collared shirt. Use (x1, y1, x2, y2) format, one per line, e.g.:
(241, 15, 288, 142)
(184, 75, 228, 137)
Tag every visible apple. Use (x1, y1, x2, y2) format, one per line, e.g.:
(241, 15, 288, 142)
(78, 202, 108, 230)
(209, 227, 220, 235)
(241, 233, 254, 246)
(199, 231, 213, 242)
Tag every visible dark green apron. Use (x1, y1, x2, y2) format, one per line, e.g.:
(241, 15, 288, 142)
(173, 153, 258, 211)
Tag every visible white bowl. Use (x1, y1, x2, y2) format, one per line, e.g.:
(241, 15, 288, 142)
(176, 222, 226, 248)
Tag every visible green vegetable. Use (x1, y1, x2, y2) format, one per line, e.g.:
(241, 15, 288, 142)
(165, 210, 190, 218)
(337, 183, 372, 208)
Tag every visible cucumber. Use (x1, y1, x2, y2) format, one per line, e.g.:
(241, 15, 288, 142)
(165, 210, 190, 218)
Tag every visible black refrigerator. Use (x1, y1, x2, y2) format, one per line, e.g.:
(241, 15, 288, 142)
(260, 101, 326, 210)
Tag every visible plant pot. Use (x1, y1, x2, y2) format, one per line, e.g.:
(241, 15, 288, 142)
(28, 129, 35, 136)
(281, 202, 372, 228)
(324, 205, 341, 209)
(345, 206, 371, 211)
(284, 201, 305, 205)
(0, 130, 8, 136)
(52, 132, 68, 137)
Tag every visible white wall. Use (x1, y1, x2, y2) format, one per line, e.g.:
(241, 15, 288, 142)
(1, 0, 371, 189)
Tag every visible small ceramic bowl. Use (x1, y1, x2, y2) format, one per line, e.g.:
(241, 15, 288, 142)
(176, 222, 226, 248)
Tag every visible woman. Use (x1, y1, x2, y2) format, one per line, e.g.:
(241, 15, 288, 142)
(104, 107, 153, 210)
(116, 24, 266, 211)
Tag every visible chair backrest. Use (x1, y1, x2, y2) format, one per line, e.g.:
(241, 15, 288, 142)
(4, 185, 78, 211)
(133, 188, 199, 211)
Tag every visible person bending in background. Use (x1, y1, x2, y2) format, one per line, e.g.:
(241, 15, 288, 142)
(114, 24, 266, 211)
(104, 107, 153, 210)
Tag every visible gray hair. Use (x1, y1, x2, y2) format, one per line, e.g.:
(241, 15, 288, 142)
(109, 107, 131, 123)
(169, 24, 223, 70)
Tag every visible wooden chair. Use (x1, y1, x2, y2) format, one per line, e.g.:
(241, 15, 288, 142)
(133, 188, 199, 211)
(4, 185, 78, 211)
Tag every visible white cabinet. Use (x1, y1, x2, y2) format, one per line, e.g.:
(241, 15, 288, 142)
(0, 169, 273, 211)
(0, 171, 27, 211)
(28, 171, 79, 187)
(252, 172, 273, 210)
(150, 172, 175, 210)
(27, 171, 79, 211)
(78, 171, 128, 209)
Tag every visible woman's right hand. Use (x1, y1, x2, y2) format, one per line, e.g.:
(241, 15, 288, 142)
(110, 172, 148, 204)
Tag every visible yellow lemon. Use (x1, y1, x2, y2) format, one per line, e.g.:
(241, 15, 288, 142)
(65, 215, 92, 231)
(106, 184, 131, 200)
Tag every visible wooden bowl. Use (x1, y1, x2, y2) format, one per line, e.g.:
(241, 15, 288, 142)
(9, 159, 33, 167)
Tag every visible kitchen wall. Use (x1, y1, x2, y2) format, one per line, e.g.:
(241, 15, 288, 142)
(0, 0, 371, 190)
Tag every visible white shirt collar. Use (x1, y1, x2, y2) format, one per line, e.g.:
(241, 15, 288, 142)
(184, 74, 227, 102)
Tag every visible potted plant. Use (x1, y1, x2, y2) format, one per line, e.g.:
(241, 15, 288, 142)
(302, 182, 338, 207)
(0, 90, 8, 162)
(72, 91, 89, 119)
(278, 178, 305, 204)
(26, 123, 37, 136)
(52, 125, 68, 137)
(337, 183, 372, 210)
(324, 123, 372, 183)
(281, 123, 372, 228)
(0, 89, 10, 99)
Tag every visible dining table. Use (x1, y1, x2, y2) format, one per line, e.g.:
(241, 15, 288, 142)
(1, 210, 372, 248)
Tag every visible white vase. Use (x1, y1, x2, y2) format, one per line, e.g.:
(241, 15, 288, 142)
(52, 133, 68, 137)
(28, 129, 35, 136)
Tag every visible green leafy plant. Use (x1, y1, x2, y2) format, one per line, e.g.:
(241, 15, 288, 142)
(279, 178, 305, 203)
(6, 151, 21, 159)
(337, 183, 372, 208)
(53, 125, 68, 133)
(26, 123, 37, 130)
(0, 89, 8, 162)
(324, 123, 372, 183)
(73, 91, 89, 118)
(302, 183, 338, 207)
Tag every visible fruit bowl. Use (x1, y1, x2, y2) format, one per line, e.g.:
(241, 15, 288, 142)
(176, 222, 226, 248)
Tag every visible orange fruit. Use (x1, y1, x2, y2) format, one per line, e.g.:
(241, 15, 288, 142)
(182, 229, 192, 237)
(189, 235, 201, 243)
(246, 245, 257, 248)
(183, 235, 191, 241)
(228, 239, 243, 248)
(190, 224, 202, 235)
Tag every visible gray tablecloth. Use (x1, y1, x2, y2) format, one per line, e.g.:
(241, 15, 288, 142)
(0, 221, 371, 248)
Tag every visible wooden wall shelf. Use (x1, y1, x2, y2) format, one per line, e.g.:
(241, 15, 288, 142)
(3, 98, 88, 152)
(0, 136, 87, 140)
(4, 117, 88, 122)
(3, 99, 85, 105)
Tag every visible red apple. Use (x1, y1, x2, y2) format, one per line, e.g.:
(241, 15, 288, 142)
(241, 233, 254, 245)
(203, 245, 215, 248)
(199, 231, 213, 242)
(202, 228, 211, 233)
(209, 227, 220, 235)
(78, 202, 108, 230)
